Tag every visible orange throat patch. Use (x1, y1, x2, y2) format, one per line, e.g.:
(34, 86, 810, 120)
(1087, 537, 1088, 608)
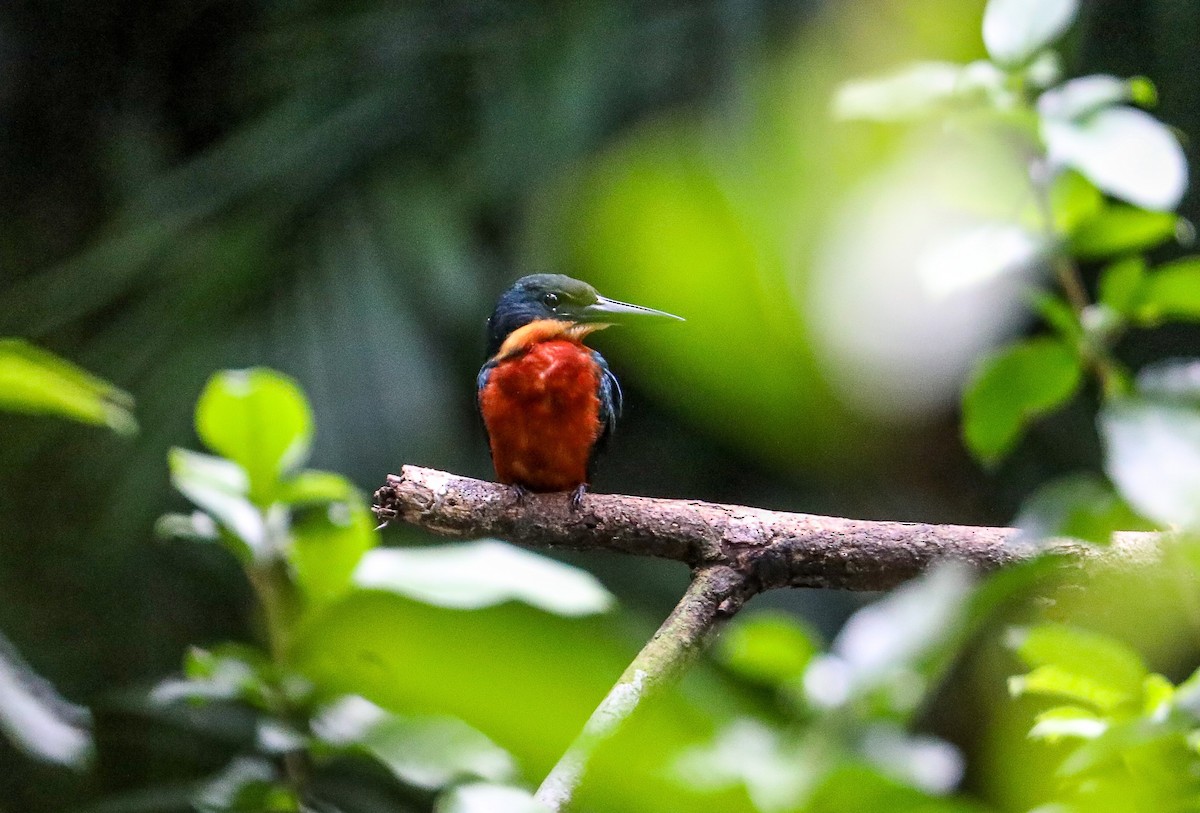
(494, 319, 610, 361)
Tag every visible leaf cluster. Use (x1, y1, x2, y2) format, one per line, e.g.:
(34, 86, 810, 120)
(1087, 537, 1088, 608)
(839, 1, 1200, 810)
(842, 0, 1198, 547)
(1008, 623, 1200, 811)
(676, 564, 992, 812)
(151, 368, 617, 813)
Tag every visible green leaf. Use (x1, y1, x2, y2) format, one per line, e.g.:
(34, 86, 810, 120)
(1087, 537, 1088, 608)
(963, 338, 1083, 463)
(983, 0, 1079, 66)
(313, 695, 515, 790)
(1009, 666, 1133, 712)
(0, 338, 136, 433)
(168, 448, 264, 559)
(151, 645, 277, 711)
(1128, 77, 1159, 107)
(1055, 719, 1185, 778)
(1029, 291, 1084, 343)
(1142, 673, 1176, 715)
(290, 502, 377, 607)
(353, 540, 614, 616)
(0, 632, 93, 769)
(436, 784, 549, 813)
(291, 589, 705, 811)
(1015, 473, 1152, 545)
(1011, 624, 1148, 687)
(1097, 256, 1147, 316)
(1045, 108, 1187, 211)
(1008, 624, 1147, 711)
(276, 469, 359, 506)
(1028, 705, 1107, 741)
(1135, 258, 1200, 324)
(195, 368, 313, 505)
(718, 612, 821, 688)
(807, 763, 985, 813)
(1069, 206, 1177, 259)
(1101, 396, 1200, 530)
(1048, 170, 1103, 235)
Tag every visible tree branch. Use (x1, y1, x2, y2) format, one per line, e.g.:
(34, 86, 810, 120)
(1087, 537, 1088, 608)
(372, 465, 1160, 593)
(534, 564, 748, 809)
(372, 464, 1162, 812)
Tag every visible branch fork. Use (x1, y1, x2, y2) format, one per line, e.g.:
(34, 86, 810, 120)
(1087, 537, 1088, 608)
(372, 465, 1160, 810)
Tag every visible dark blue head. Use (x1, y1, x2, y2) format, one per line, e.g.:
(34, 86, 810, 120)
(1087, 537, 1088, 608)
(484, 274, 682, 357)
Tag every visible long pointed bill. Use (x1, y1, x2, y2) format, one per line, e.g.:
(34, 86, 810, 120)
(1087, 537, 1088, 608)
(579, 295, 685, 323)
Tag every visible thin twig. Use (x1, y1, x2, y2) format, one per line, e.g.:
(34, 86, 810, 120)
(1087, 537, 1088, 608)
(534, 565, 749, 810)
(247, 558, 308, 795)
(1027, 155, 1127, 397)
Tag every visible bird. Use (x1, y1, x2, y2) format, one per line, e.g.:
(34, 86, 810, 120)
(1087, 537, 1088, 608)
(477, 274, 683, 508)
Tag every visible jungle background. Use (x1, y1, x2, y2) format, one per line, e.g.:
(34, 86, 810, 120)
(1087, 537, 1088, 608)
(3, 0, 1200, 811)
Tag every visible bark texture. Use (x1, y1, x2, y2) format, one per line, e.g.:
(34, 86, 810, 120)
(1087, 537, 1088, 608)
(373, 465, 1160, 593)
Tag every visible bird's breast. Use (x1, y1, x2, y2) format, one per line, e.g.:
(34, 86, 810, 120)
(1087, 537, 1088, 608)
(479, 339, 603, 492)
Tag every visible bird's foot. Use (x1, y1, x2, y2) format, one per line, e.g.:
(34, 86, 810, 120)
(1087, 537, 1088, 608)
(510, 484, 532, 506)
(569, 484, 588, 511)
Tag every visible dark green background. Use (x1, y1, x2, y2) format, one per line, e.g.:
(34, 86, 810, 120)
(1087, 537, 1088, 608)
(1, 1, 1198, 810)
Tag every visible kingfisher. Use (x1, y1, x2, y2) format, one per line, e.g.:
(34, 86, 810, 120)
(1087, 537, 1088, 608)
(477, 274, 683, 507)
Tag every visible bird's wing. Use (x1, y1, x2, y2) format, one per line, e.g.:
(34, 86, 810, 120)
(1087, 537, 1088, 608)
(476, 360, 495, 404)
(476, 360, 497, 460)
(591, 350, 622, 454)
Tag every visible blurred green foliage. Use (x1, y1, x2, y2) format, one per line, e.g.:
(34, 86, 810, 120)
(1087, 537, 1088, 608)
(1006, 621, 1200, 812)
(841, 3, 1200, 812)
(963, 338, 1082, 464)
(3, 0, 1200, 811)
(133, 369, 1036, 811)
(0, 339, 136, 434)
(0, 344, 124, 777)
(155, 369, 640, 811)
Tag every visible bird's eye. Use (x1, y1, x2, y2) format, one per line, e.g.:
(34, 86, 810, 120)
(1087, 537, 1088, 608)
(542, 292, 559, 308)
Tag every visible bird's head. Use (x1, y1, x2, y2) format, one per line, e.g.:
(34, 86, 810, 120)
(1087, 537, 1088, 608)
(485, 274, 683, 357)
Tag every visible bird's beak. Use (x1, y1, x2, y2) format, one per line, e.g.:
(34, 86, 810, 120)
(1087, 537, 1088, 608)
(579, 296, 685, 324)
